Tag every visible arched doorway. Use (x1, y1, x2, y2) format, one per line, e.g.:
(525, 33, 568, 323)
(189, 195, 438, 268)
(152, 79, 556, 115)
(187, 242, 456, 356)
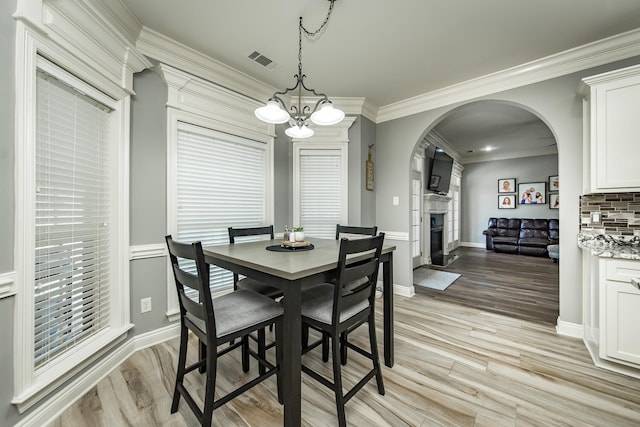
(410, 100, 560, 324)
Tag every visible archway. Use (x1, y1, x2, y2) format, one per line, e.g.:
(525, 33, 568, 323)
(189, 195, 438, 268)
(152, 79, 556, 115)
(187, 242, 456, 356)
(410, 100, 560, 324)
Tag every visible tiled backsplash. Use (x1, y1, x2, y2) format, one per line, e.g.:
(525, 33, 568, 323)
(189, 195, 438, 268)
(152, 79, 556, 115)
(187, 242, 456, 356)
(580, 193, 640, 235)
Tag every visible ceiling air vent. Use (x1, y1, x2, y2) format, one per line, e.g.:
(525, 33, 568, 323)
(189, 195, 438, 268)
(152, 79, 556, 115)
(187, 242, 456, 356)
(248, 50, 278, 70)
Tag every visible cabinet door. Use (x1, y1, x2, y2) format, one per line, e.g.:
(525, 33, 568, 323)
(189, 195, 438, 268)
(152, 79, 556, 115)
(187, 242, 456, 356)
(603, 259, 640, 366)
(592, 73, 640, 191)
(605, 281, 640, 365)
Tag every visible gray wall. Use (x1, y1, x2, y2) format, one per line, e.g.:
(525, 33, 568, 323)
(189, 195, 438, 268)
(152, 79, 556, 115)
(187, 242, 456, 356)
(461, 154, 559, 245)
(375, 56, 640, 327)
(129, 67, 171, 334)
(347, 116, 377, 227)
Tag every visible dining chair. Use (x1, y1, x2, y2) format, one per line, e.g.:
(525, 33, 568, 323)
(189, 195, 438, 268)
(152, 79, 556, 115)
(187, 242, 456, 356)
(165, 235, 283, 427)
(300, 234, 385, 427)
(228, 225, 283, 373)
(335, 224, 378, 240)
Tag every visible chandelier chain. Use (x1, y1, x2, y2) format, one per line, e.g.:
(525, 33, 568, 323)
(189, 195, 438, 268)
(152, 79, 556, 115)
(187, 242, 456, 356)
(298, 0, 336, 74)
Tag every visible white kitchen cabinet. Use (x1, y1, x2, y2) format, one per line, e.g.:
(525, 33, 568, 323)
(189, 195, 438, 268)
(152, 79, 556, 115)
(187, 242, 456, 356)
(582, 250, 640, 378)
(601, 259, 640, 366)
(580, 64, 640, 193)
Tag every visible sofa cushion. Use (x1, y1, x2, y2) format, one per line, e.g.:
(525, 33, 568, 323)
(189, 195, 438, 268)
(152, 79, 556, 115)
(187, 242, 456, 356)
(519, 237, 551, 247)
(492, 236, 519, 245)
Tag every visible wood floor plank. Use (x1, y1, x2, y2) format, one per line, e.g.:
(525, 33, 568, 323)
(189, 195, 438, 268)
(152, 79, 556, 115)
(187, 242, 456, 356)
(49, 250, 640, 427)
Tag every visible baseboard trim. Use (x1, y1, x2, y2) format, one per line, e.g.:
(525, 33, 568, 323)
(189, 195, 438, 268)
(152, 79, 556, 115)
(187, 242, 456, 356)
(394, 284, 415, 297)
(19, 325, 180, 427)
(556, 319, 583, 339)
(461, 242, 485, 249)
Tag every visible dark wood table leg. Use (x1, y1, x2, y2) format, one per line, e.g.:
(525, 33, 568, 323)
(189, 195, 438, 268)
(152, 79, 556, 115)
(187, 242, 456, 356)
(281, 282, 302, 426)
(383, 252, 394, 367)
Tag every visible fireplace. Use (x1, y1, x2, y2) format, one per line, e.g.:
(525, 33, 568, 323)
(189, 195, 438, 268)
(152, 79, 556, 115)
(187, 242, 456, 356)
(430, 214, 445, 265)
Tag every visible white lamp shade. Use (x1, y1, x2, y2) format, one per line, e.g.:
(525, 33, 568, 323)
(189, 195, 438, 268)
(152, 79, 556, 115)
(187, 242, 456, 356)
(310, 102, 345, 126)
(285, 125, 314, 138)
(255, 100, 290, 124)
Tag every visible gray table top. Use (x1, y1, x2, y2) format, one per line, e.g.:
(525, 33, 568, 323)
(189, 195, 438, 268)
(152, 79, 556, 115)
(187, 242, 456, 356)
(203, 237, 396, 281)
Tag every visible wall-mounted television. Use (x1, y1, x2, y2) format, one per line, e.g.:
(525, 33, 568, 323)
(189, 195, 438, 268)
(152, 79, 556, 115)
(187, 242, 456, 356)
(424, 146, 454, 195)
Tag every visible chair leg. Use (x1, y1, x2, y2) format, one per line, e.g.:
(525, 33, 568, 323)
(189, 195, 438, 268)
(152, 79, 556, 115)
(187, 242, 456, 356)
(368, 315, 385, 395)
(322, 332, 330, 363)
(331, 334, 347, 427)
(199, 339, 207, 373)
(242, 335, 250, 372)
(258, 328, 266, 375)
(302, 324, 310, 350)
(202, 342, 217, 427)
(340, 331, 348, 365)
(172, 325, 189, 413)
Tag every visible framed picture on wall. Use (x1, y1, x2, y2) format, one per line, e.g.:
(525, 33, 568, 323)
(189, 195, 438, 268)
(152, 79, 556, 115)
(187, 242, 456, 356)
(498, 195, 516, 209)
(549, 193, 559, 209)
(518, 182, 546, 204)
(498, 178, 516, 193)
(549, 175, 559, 192)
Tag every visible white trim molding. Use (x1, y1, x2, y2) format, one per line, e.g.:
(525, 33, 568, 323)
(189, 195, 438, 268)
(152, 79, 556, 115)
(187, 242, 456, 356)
(556, 319, 583, 339)
(376, 28, 640, 123)
(0, 272, 17, 299)
(461, 242, 486, 249)
(394, 284, 415, 298)
(129, 244, 167, 260)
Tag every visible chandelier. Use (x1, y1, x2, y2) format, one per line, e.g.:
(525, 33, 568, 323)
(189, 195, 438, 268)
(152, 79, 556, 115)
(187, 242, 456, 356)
(254, 0, 344, 139)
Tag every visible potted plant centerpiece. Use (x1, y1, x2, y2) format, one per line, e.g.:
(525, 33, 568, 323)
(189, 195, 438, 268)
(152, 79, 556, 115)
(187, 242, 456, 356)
(293, 226, 305, 242)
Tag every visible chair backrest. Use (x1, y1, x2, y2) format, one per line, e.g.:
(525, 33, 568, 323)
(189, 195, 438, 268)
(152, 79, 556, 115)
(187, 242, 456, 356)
(228, 225, 274, 244)
(335, 224, 378, 240)
(228, 226, 274, 286)
(333, 233, 385, 325)
(165, 235, 216, 337)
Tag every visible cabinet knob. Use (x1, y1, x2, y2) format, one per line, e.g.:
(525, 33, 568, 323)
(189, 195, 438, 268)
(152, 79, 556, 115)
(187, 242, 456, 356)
(632, 277, 640, 290)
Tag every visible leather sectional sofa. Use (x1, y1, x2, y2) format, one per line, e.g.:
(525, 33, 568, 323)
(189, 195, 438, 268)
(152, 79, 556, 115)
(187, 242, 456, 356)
(482, 217, 559, 257)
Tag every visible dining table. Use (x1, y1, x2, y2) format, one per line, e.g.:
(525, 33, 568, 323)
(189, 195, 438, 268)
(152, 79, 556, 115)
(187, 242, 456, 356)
(203, 236, 395, 427)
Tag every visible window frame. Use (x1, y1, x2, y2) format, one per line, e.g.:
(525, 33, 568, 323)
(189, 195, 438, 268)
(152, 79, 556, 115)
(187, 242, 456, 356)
(13, 26, 132, 411)
(160, 64, 275, 321)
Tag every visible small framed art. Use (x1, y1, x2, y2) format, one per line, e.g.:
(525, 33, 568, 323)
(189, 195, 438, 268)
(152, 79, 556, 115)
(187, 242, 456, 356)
(518, 182, 546, 204)
(549, 193, 559, 209)
(498, 178, 516, 193)
(498, 195, 516, 209)
(549, 175, 559, 192)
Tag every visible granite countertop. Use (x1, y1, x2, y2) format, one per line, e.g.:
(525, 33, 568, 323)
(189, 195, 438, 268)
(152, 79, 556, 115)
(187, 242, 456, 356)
(578, 233, 640, 260)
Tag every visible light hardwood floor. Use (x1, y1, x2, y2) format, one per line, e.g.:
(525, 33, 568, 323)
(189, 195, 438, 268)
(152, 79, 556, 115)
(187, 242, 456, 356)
(50, 251, 640, 426)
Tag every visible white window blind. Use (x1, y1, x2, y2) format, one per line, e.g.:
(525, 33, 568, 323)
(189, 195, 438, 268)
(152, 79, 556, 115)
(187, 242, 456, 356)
(299, 149, 342, 238)
(34, 69, 112, 368)
(176, 123, 267, 292)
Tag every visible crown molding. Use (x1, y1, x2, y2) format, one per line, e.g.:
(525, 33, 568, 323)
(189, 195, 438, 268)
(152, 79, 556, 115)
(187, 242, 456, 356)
(137, 26, 287, 106)
(376, 28, 640, 123)
(136, 27, 372, 119)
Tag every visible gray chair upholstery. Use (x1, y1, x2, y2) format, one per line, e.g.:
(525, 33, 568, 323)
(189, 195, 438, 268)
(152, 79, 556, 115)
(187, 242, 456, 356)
(228, 225, 282, 374)
(300, 234, 385, 427)
(165, 235, 283, 427)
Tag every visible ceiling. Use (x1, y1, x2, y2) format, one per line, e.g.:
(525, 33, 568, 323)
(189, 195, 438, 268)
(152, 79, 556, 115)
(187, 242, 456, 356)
(119, 0, 640, 161)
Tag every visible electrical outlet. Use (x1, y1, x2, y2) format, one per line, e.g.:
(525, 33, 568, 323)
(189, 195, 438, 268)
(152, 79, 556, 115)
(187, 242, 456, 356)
(590, 211, 601, 224)
(141, 297, 152, 313)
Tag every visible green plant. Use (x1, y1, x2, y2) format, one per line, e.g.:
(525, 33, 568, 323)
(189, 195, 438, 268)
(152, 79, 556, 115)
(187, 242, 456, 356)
(293, 226, 304, 232)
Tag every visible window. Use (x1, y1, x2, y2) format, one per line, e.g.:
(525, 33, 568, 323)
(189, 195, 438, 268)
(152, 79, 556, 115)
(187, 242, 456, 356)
(34, 68, 112, 368)
(294, 144, 348, 239)
(174, 122, 270, 293)
(14, 54, 131, 410)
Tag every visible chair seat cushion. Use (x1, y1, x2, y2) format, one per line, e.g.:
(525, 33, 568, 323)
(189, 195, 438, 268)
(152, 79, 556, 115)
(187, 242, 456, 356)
(186, 289, 283, 338)
(301, 284, 369, 325)
(237, 277, 283, 299)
